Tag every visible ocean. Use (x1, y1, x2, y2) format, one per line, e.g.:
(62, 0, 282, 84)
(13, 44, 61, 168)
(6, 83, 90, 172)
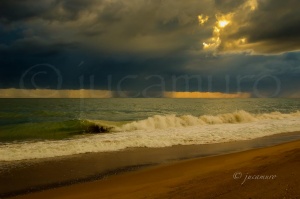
(1, 98, 300, 161)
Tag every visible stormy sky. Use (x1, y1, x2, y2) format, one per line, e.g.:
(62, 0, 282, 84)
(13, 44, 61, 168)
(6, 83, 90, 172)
(0, 0, 300, 98)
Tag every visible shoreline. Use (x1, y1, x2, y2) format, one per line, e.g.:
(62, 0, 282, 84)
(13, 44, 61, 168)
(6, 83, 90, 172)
(12, 136, 300, 199)
(1, 131, 300, 198)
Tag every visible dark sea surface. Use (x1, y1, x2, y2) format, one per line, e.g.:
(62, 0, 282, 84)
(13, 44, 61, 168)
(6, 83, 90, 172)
(0, 98, 300, 161)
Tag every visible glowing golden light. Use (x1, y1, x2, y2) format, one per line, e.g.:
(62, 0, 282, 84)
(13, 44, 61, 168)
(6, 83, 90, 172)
(214, 27, 220, 33)
(247, 0, 258, 10)
(164, 92, 251, 99)
(218, 20, 229, 28)
(239, 38, 247, 44)
(202, 14, 233, 51)
(202, 0, 257, 52)
(198, 15, 209, 25)
(203, 42, 210, 49)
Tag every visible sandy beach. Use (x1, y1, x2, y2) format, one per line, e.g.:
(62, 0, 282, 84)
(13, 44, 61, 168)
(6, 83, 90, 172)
(11, 138, 300, 199)
(2, 0, 300, 197)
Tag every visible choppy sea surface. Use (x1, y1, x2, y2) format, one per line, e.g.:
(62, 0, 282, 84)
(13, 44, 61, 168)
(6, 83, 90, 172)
(1, 98, 300, 161)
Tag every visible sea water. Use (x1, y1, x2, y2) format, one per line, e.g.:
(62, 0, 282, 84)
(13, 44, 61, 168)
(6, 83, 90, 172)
(0, 98, 300, 161)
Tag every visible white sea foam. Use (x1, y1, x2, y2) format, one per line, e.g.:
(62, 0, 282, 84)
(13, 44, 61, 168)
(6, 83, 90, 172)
(110, 110, 300, 131)
(1, 110, 300, 162)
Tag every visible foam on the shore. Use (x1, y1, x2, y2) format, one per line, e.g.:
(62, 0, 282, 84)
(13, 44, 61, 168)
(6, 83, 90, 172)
(1, 110, 300, 162)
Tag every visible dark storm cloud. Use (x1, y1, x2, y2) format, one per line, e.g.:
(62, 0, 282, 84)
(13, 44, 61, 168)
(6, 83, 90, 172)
(0, 38, 77, 89)
(245, 0, 300, 42)
(0, 0, 57, 22)
(219, 0, 300, 54)
(214, 0, 247, 13)
(182, 52, 300, 97)
(0, 37, 78, 57)
(0, 0, 300, 97)
(0, 0, 101, 23)
(0, 0, 215, 55)
(72, 51, 300, 98)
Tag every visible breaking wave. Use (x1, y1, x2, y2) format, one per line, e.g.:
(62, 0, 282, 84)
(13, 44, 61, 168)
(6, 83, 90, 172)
(1, 110, 300, 162)
(93, 110, 300, 132)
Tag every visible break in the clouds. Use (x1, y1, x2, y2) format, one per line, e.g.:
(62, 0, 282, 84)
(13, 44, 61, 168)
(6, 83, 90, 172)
(0, 0, 300, 97)
(211, 0, 300, 54)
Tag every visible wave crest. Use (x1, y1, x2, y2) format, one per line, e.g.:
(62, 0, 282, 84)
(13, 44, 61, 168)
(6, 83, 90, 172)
(2, 110, 300, 161)
(108, 110, 300, 132)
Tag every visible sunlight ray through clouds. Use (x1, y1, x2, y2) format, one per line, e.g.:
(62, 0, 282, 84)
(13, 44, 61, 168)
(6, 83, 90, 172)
(202, 0, 258, 52)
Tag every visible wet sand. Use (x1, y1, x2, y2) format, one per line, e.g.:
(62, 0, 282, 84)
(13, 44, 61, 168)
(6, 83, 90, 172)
(10, 134, 300, 199)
